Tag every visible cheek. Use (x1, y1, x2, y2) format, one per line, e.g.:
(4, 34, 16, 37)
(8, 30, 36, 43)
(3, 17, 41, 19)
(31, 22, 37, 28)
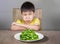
(22, 16, 27, 21)
(22, 16, 26, 19)
(29, 16, 33, 19)
(28, 15, 34, 20)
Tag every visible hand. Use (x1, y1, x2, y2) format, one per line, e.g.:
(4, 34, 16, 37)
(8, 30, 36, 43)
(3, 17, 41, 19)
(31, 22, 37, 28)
(11, 22, 17, 25)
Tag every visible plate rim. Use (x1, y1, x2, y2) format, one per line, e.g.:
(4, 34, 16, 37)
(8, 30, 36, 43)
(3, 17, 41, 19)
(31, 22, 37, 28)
(14, 32, 44, 42)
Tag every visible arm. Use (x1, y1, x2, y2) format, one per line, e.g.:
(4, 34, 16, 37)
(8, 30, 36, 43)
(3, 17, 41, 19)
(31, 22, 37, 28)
(11, 22, 26, 30)
(18, 24, 40, 31)
(11, 22, 40, 30)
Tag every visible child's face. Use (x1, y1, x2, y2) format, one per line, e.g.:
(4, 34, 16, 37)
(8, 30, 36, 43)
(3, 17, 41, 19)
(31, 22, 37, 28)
(21, 11, 35, 22)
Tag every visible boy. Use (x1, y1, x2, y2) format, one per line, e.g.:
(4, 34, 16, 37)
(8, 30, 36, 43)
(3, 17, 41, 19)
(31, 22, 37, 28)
(11, 1, 40, 30)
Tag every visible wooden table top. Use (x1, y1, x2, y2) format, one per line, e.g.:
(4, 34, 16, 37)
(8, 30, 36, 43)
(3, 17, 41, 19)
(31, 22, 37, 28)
(0, 30, 60, 44)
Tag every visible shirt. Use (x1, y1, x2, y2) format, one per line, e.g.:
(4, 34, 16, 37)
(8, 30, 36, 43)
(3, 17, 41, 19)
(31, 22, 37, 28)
(16, 18, 40, 25)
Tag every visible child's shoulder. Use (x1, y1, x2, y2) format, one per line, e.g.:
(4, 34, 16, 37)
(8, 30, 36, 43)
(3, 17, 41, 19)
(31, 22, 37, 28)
(16, 19, 24, 24)
(16, 19, 21, 22)
(34, 17, 40, 21)
(31, 17, 40, 25)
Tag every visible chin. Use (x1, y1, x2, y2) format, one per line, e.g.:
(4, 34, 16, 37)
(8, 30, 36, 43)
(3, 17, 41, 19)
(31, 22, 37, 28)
(26, 20, 31, 21)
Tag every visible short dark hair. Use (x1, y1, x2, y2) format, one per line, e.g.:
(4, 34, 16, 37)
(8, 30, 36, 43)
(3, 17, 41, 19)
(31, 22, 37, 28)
(21, 1, 35, 13)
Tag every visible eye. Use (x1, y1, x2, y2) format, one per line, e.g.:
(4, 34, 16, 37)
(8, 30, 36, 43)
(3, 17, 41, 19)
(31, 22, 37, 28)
(29, 13, 32, 15)
(24, 14, 27, 16)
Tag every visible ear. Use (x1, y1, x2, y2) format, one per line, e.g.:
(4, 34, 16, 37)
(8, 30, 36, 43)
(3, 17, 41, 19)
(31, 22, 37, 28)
(20, 13, 23, 19)
(33, 13, 35, 17)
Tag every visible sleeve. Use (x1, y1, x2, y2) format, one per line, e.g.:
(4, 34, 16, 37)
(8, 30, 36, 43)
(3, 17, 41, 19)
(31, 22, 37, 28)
(16, 19, 22, 24)
(34, 18, 40, 25)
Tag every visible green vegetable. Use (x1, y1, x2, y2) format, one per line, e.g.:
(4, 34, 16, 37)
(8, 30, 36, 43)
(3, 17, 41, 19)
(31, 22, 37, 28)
(20, 28, 39, 40)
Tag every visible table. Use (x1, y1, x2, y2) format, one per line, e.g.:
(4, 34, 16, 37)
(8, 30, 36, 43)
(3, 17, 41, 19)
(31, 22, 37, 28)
(0, 30, 60, 44)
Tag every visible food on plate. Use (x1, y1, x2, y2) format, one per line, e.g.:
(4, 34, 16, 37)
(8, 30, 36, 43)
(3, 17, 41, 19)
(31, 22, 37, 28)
(20, 28, 39, 40)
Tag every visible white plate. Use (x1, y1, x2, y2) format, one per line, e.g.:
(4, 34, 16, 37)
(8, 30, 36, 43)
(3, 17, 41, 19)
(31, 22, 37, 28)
(14, 32, 44, 42)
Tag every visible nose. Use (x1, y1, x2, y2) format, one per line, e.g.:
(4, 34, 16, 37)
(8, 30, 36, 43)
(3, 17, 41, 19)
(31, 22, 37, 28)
(26, 15, 30, 19)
